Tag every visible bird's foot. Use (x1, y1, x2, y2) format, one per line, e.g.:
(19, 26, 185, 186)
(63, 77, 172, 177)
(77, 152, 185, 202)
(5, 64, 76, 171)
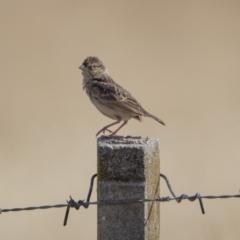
(103, 128, 112, 134)
(96, 127, 112, 137)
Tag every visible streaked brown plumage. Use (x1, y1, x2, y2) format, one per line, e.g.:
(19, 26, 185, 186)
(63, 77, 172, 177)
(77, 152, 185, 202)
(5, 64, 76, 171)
(79, 56, 165, 136)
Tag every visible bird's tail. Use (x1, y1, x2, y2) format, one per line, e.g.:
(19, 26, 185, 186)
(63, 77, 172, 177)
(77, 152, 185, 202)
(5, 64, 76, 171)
(143, 110, 166, 126)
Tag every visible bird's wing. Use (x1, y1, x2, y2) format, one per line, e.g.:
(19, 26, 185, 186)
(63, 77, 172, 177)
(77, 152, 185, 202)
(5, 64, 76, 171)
(90, 80, 144, 116)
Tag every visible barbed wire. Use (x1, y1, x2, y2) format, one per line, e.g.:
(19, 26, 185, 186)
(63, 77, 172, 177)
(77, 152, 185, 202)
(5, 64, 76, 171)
(1, 173, 240, 226)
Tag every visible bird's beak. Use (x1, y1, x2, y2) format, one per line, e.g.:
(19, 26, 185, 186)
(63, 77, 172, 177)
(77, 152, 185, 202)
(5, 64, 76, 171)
(79, 65, 85, 70)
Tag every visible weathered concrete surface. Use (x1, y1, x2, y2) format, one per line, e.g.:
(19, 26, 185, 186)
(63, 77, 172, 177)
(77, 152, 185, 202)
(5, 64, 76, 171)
(97, 136, 160, 240)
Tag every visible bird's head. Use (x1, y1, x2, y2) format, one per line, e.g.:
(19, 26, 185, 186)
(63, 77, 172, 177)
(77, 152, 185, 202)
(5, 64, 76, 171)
(79, 56, 106, 77)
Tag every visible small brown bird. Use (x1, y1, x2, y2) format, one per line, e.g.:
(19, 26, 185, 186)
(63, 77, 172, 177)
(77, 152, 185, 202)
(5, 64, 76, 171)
(79, 56, 165, 136)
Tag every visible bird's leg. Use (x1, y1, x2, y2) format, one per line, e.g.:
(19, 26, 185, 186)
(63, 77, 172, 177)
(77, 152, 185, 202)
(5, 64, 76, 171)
(103, 128, 113, 134)
(108, 121, 128, 136)
(96, 120, 121, 137)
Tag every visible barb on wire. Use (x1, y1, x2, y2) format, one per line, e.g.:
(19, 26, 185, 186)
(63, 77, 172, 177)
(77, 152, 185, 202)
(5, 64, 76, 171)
(160, 173, 205, 214)
(63, 173, 97, 226)
(1, 172, 240, 227)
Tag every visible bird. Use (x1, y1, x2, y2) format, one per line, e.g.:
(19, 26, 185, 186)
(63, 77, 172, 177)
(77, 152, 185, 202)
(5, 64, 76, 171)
(79, 56, 165, 137)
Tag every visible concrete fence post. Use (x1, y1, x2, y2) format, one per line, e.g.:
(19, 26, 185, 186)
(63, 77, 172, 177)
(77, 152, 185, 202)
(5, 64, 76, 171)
(97, 136, 160, 240)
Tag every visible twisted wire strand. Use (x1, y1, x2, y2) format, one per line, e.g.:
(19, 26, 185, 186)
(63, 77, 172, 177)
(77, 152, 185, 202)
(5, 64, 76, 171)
(2, 193, 240, 213)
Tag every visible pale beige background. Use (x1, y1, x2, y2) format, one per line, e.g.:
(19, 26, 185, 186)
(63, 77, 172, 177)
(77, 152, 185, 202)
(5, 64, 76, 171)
(1, 1, 240, 239)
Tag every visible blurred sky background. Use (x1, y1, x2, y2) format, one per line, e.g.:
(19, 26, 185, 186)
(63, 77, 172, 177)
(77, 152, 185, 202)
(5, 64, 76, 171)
(1, 1, 240, 239)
